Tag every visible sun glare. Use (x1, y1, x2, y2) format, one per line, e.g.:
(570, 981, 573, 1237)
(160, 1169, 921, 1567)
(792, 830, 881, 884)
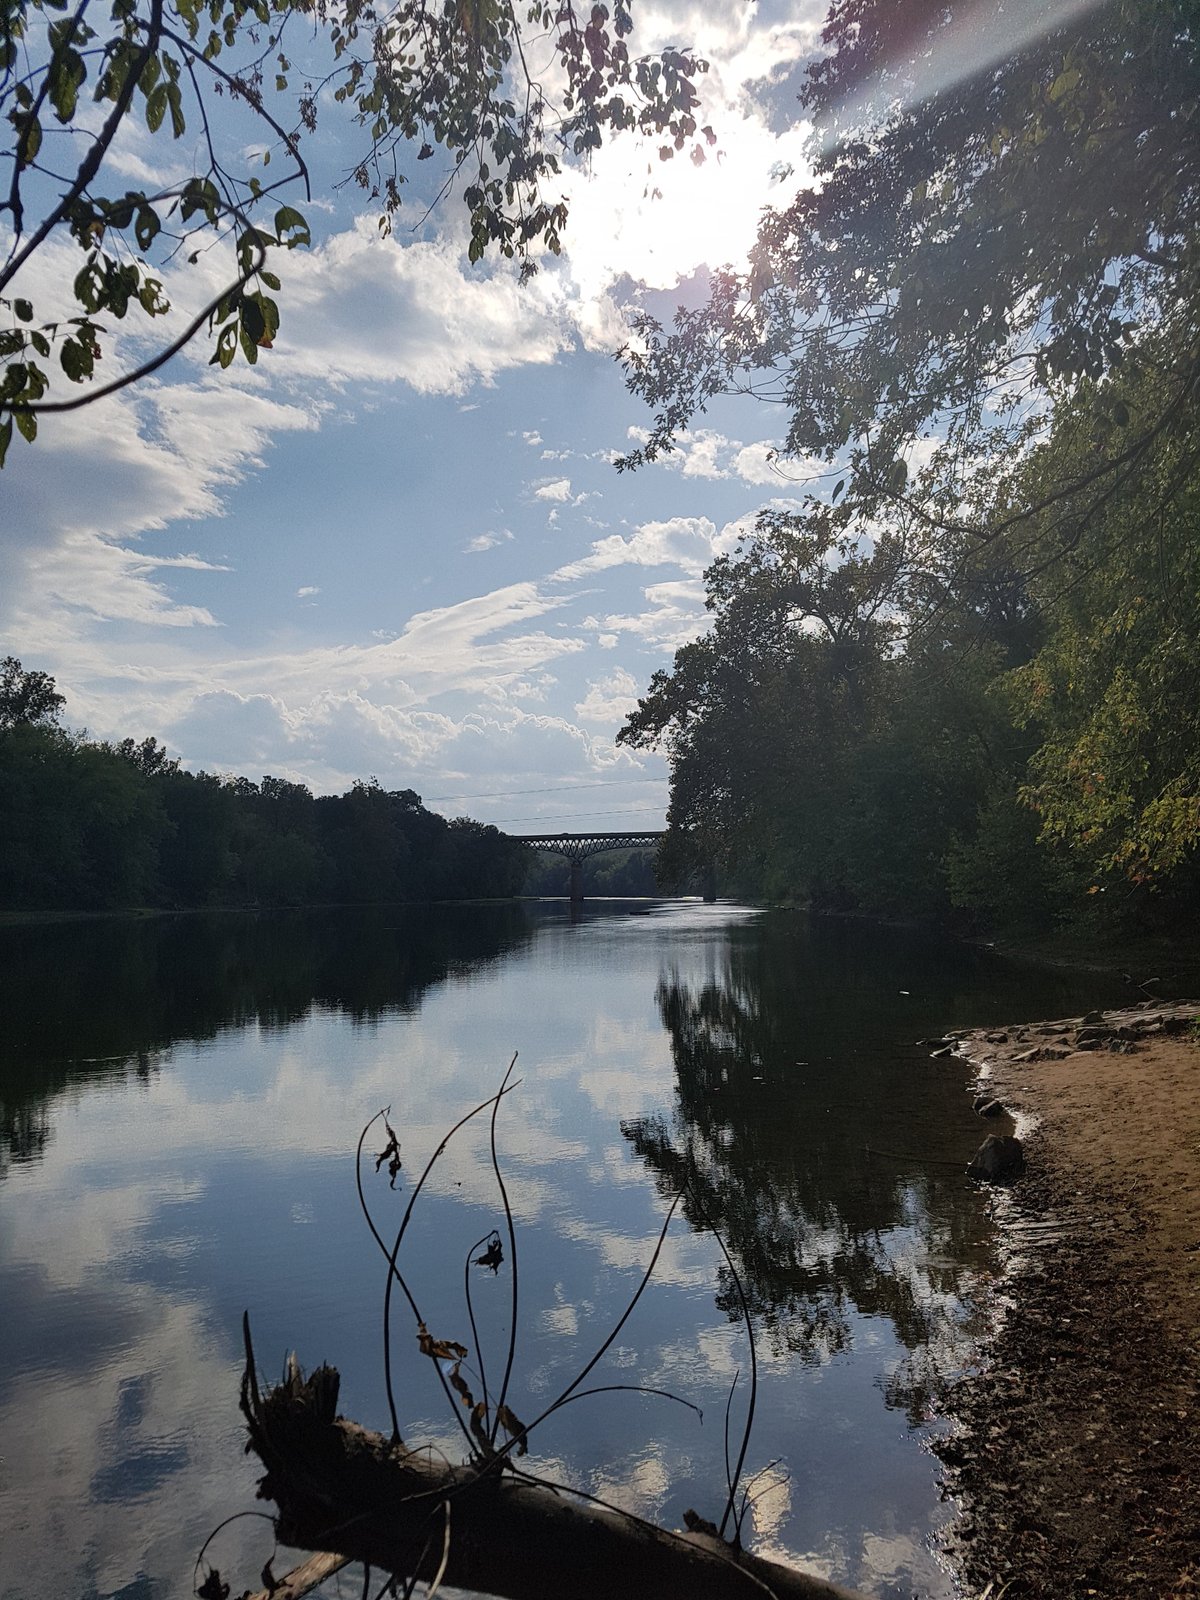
(562, 104, 813, 300)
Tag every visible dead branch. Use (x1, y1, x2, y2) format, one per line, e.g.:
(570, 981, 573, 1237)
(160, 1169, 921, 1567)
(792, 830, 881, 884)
(241, 1350, 867, 1600)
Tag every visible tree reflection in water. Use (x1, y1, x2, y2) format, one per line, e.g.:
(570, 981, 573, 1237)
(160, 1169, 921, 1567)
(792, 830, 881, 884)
(0, 903, 534, 1182)
(622, 921, 999, 1424)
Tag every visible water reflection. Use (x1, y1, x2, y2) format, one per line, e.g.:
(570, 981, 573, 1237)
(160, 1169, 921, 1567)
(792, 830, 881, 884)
(623, 913, 1120, 1421)
(0, 902, 1124, 1600)
(0, 904, 533, 1179)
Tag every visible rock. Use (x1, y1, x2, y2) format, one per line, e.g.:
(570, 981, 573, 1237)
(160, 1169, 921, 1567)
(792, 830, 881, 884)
(976, 1099, 1006, 1118)
(984, 1030, 1009, 1044)
(920, 1036, 954, 1050)
(929, 1044, 956, 1059)
(967, 1134, 1025, 1183)
(1081, 1009, 1106, 1024)
(972, 1092, 994, 1113)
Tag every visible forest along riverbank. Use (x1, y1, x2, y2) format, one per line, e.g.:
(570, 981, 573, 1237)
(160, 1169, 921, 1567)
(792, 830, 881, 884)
(931, 1002, 1200, 1599)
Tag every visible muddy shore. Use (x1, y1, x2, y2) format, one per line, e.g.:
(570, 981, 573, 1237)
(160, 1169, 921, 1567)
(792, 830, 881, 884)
(932, 1002, 1200, 1598)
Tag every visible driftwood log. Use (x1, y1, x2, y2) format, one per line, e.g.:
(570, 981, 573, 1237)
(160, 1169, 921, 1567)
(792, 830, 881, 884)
(241, 1350, 868, 1600)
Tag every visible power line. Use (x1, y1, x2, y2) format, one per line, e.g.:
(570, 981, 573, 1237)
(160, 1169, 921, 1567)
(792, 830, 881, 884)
(427, 776, 665, 803)
(492, 806, 667, 827)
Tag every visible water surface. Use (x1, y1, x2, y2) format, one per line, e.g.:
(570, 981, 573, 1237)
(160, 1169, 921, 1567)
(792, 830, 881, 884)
(0, 902, 1124, 1599)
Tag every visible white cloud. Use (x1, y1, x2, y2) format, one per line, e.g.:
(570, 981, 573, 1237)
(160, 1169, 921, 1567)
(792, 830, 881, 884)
(574, 667, 643, 726)
(259, 223, 575, 394)
(592, 578, 713, 652)
(625, 426, 818, 487)
(0, 5, 841, 820)
(551, 515, 735, 582)
(465, 529, 514, 553)
(0, 375, 317, 646)
(533, 477, 573, 503)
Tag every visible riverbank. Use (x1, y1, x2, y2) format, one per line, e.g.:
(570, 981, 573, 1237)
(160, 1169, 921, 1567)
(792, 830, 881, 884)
(934, 1002, 1200, 1598)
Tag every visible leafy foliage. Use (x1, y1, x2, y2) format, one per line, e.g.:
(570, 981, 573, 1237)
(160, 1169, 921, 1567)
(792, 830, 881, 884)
(1004, 362, 1200, 885)
(616, 0, 1200, 936)
(619, 371, 1200, 930)
(0, 658, 531, 909)
(619, 0, 1200, 553)
(1, 0, 710, 460)
(0, 652, 65, 727)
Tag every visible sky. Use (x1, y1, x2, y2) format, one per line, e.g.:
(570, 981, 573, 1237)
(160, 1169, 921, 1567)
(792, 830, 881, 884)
(2, 0, 832, 834)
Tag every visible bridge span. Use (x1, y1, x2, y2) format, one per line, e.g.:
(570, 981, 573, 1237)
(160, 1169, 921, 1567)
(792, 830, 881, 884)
(514, 830, 664, 904)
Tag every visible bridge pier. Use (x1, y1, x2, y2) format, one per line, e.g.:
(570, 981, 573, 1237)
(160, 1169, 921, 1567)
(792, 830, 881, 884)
(514, 829, 665, 906)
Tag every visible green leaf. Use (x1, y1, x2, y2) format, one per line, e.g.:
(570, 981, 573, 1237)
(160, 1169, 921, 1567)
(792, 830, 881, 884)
(60, 338, 90, 381)
(0, 417, 11, 469)
(832, 478, 845, 502)
(273, 206, 310, 247)
(888, 458, 908, 494)
(14, 299, 33, 323)
(211, 324, 238, 369)
(240, 297, 266, 344)
(145, 82, 168, 133)
(1048, 66, 1081, 104)
(15, 408, 37, 444)
(167, 83, 185, 138)
(135, 207, 160, 251)
(17, 113, 42, 165)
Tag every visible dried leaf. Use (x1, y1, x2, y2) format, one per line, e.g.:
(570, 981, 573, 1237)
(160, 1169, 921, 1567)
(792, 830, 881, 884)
(473, 1234, 504, 1273)
(448, 1360, 476, 1409)
(496, 1403, 528, 1456)
(469, 1399, 494, 1455)
(374, 1118, 402, 1188)
(197, 1572, 230, 1600)
(416, 1321, 468, 1362)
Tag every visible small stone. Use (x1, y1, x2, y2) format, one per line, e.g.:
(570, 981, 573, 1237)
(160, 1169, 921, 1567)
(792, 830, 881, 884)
(967, 1134, 1025, 1183)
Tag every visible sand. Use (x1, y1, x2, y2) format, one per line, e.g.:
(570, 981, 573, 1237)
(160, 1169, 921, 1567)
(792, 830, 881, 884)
(935, 1002, 1200, 1599)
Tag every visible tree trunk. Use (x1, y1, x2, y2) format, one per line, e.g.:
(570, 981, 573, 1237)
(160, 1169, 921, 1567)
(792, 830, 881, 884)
(242, 1354, 868, 1600)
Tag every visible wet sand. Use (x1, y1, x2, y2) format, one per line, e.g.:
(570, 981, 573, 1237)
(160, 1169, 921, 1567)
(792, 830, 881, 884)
(935, 1002, 1200, 1598)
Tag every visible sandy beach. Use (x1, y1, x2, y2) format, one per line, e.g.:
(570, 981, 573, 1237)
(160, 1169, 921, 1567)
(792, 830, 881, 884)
(934, 1002, 1200, 1598)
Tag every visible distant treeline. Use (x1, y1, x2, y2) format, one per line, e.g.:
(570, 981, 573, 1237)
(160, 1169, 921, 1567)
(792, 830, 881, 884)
(0, 657, 529, 912)
(523, 846, 659, 899)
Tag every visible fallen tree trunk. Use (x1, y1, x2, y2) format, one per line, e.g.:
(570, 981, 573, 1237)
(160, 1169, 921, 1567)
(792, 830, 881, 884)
(242, 1354, 868, 1600)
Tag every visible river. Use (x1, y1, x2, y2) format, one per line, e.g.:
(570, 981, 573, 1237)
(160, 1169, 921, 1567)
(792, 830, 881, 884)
(0, 901, 1125, 1599)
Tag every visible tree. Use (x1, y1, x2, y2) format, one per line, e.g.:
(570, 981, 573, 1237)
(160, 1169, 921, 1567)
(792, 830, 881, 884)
(619, 0, 1199, 567)
(0, 653, 65, 728)
(618, 514, 914, 906)
(999, 357, 1200, 888)
(1, 0, 712, 463)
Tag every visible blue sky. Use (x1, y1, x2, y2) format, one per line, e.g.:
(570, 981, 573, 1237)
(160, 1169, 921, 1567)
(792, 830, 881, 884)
(3, 0, 830, 832)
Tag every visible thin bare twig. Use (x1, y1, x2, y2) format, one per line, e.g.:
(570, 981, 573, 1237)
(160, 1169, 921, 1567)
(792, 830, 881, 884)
(489, 1050, 520, 1444)
(685, 1183, 758, 1546)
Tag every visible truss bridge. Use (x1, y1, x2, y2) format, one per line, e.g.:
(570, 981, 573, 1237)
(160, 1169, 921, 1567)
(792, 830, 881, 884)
(515, 830, 663, 903)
